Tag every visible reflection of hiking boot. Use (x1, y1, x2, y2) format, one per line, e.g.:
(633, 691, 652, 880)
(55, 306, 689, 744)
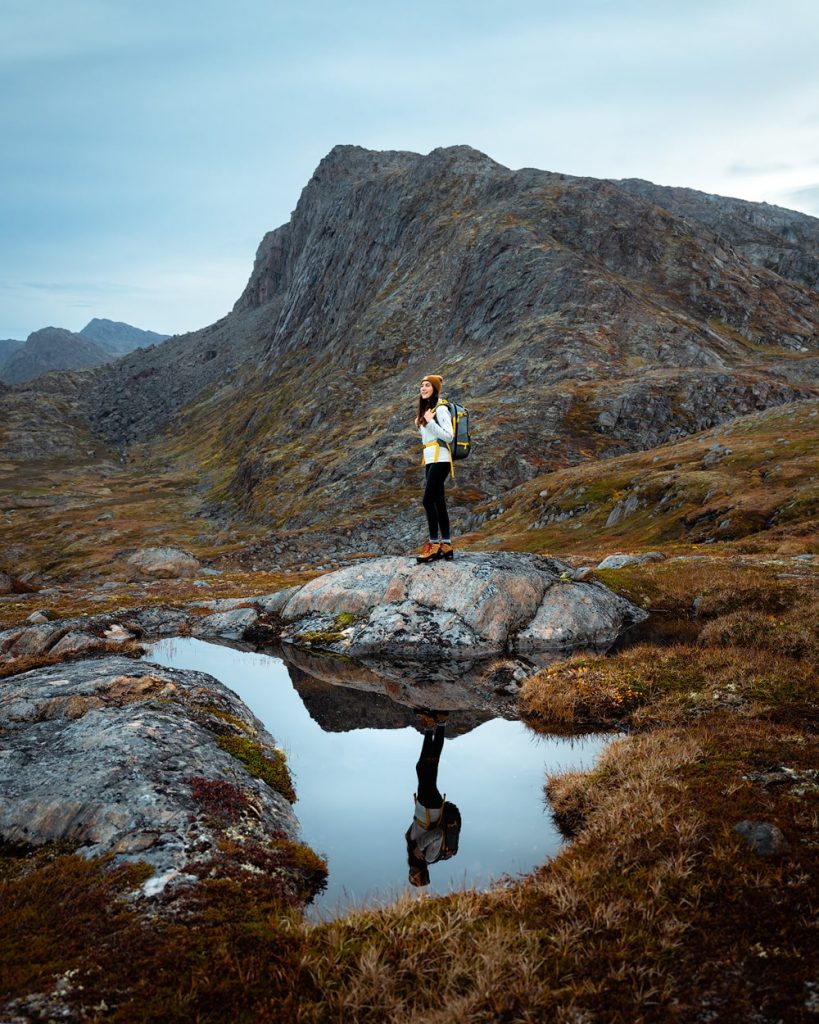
(415, 712, 437, 730)
(416, 542, 441, 564)
(432, 711, 450, 725)
(439, 542, 454, 561)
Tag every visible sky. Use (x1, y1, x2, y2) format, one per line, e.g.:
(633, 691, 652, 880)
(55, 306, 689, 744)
(1, 0, 818, 340)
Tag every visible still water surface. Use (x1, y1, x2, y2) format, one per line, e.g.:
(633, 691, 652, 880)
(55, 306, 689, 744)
(143, 638, 608, 917)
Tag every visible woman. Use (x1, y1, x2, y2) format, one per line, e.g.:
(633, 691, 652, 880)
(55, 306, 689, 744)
(415, 374, 454, 564)
(406, 711, 451, 887)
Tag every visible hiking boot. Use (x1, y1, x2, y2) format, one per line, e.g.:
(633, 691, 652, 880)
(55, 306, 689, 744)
(416, 541, 441, 564)
(415, 712, 437, 730)
(439, 542, 454, 561)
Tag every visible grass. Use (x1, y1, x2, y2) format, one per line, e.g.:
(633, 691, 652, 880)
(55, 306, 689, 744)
(460, 398, 819, 558)
(2, 710, 814, 1022)
(1, 393, 817, 1020)
(2, 556, 817, 1021)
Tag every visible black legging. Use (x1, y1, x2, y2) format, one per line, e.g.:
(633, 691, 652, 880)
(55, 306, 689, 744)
(415, 726, 445, 808)
(423, 463, 451, 540)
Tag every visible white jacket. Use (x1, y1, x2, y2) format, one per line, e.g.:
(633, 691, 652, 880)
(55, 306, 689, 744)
(419, 404, 453, 465)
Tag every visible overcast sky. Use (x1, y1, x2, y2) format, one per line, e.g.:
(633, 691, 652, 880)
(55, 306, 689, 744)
(1, 0, 817, 340)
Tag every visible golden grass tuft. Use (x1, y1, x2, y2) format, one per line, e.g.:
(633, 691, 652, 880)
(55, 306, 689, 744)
(520, 642, 816, 733)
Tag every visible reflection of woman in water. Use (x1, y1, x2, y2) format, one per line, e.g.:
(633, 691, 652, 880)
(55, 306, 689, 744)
(406, 711, 457, 887)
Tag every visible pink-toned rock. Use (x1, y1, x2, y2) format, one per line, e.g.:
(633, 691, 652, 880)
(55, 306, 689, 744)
(278, 552, 646, 657)
(49, 631, 107, 657)
(281, 557, 405, 620)
(126, 546, 201, 579)
(8, 622, 71, 656)
(515, 581, 641, 650)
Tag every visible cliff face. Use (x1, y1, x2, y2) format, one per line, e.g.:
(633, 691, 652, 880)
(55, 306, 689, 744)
(53, 145, 819, 547)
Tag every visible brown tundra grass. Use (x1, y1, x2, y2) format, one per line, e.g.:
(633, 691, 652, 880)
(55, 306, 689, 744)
(1, 538, 816, 1021)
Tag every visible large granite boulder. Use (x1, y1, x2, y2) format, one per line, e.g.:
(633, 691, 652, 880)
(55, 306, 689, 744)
(0, 656, 301, 896)
(276, 552, 646, 658)
(126, 546, 201, 579)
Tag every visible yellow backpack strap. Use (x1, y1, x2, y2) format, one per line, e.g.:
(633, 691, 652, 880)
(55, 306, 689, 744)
(432, 400, 454, 478)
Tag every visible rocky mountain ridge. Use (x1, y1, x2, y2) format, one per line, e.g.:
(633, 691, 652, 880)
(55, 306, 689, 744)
(79, 318, 170, 355)
(0, 338, 23, 366)
(612, 178, 819, 291)
(7, 144, 819, 557)
(0, 319, 170, 386)
(0, 328, 112, 385)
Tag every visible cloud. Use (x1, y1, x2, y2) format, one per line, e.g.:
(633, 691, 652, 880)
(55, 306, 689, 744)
(781, 185, 819, 216)
(727, 161, 796, 176)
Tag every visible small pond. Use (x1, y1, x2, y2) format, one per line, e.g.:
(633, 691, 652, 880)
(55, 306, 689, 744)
(143, 637, 608, 918)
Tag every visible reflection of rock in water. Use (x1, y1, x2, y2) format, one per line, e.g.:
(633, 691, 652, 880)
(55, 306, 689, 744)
(289, 668, 490, 736)
(273, 643, 542, 725)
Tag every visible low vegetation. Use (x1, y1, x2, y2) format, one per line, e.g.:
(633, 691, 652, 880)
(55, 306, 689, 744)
(1, 400, 817, 1021)
(217, 735, 297, 804)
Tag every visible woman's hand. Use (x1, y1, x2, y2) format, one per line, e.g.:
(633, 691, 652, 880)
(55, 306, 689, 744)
(423, 409, 436, 424)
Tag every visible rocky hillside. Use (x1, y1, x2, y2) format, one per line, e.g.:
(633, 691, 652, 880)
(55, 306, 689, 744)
(613, 178, 819, 291)
(8, 144, 819, 559)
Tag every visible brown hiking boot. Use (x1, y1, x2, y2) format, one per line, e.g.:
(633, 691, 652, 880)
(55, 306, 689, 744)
(439, 542, 454, 561)
(416, 541, 441, 564)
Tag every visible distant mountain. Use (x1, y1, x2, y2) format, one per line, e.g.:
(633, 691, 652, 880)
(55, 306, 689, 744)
(79, 318, 170, 355)
(0, 320, 171, 386)
(0, 338, 24, 369)
(0, 328, 112, 385)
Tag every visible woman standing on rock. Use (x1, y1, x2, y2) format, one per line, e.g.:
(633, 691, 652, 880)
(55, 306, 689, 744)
(415, 374, 454, 564)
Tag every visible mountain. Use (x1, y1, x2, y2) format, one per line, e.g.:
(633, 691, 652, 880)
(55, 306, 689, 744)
(79, 318, 170, 356)
(0, 328, 113, 386)
(0, 320, 171, 386)
(612, 179, 819, 291)
(4, 144, 815, 566)
(0, 338, 24, 370)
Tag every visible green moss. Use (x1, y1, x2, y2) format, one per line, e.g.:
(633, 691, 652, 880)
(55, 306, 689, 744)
(218, 735, 297, 803)
(199, 703, 251, 733)
(292, 611, 359, 646)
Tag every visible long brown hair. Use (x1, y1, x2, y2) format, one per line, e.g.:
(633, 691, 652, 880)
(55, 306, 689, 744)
(415, 385, 439, 428)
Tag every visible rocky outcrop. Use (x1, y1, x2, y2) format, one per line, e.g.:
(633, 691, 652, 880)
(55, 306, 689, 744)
(275, 552, 646, 657)
(0, 369, 108, 463)
(0, 657, 301, 893)
(126, 546, 202, 579)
